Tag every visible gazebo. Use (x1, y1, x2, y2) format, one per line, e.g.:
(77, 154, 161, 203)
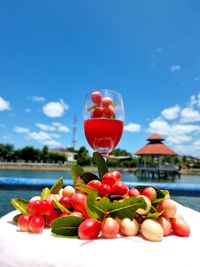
(135, 133, 179, 179)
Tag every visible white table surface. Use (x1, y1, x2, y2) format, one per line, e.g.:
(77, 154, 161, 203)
(0, 203, 200, 267)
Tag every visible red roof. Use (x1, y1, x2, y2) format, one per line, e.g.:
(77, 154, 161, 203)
(147, 133, 164, 141)
(135, 133, 177, 155)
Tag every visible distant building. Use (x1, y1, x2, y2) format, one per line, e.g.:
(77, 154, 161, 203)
(49, 148, 77, 163)
(134, 133, 179, 178)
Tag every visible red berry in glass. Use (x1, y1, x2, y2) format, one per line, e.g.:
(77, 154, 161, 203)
(91, 91, 102, 105)
(84, 89, 124, 157)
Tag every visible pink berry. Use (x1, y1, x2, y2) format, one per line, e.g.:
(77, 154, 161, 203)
(157, 199, 177, 218)
(71, 192, 89, 218)
(120, 218, 139, 236)
(17, 215, 30, 232)
(136, 195, 151, 215)
(157, 216, 172, 236)
(103, 105, 115, 118)
(129, 187, 140, 197)
(101, 97, 112, 107)
(78, 218, 101, 240)
(141, 219, 164, 242)
(171, 217, 190, 237)
(62, 186, 75, 197)
(142, 187, 157, 202)
(101, 217, 119, 239)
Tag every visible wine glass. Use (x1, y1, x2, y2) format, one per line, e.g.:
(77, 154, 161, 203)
(83, 89, 125, 157)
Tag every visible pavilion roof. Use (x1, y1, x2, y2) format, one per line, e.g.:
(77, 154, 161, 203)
(135, 133, 177, 155)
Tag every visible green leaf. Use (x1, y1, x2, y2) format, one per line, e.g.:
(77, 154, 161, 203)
(41, 187, 50, 200)
(71, 164, 85, 185)
(93, 152, 108, 179)
(86, 192, 146, 221)
(52, 199, 70, 213)
(75, 184, 97, 194)
(86, 191, 110, 220)
(109, 197, 146, 220)
(51, 216, 85, 237)
(50, 177, 63, 194)
(10, 198, 29, 214)
(80, 172, 100, 183)
(146, 210, 164, 219)
(13, 213, 22, 223)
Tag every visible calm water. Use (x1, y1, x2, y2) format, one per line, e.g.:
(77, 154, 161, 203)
(0, 169, 200, 217)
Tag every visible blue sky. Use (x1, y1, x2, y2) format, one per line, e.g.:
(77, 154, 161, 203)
(0, 0, 200, 157)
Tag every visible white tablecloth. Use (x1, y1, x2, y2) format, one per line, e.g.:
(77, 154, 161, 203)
(0, 203, 200, 267)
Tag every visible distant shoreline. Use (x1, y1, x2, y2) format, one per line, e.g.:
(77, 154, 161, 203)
(0, 163, 200, 175)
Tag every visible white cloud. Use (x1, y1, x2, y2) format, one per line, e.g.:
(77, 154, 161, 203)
(161, 105, 180, 120)
(36, 123, 56, 131)
(124, 123, 141, 133)
(166, 135, 192, 145)
(42, 99, 69, 118)
(189, 93, 200, 108)
(25, 108, 31, 113)
(180, 107, 200, 123)
(36, 122, 70, 133)
(0, 97, 11, 111)
(147, 93, 200, 156)
(27, 131, 61, 146)
(32, 96, 46, 102)
(170, 65, 181, 72)
(14, 127, 30, 133)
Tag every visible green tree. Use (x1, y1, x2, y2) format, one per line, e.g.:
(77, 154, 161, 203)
(0, 143, 15, 161)
(20, 146, 40, 162)
(41, 145, 49, 162)
(77, 146, 91, 166)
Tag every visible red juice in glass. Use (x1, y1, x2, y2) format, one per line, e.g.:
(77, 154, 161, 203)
(84, 118, 124, 156)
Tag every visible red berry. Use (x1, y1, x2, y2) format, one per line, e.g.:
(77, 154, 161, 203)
(46, 210, 62, 226)
(40, 200, 54, 216)
(17, 215, 30, 232)
(78, 218, 101, 240)
(102, 172, 117, 187)
(103, 105, 115, 118)
(111, 181, 129, 196)
(27, 200, 42, 215)
(91, 107, 103, 118)
(59, 196, 72, 209)
(111, 171, 121, 181)
(91, 91, 102, 105)
(98, 183, 112, 197)
(71, 192, 89, 218)
(29, 215, 45, 233)
(87, 180, 102, 190)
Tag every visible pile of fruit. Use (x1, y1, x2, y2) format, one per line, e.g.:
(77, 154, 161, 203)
(11, 152, 190, 242)
(88, 91, 116, 119)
